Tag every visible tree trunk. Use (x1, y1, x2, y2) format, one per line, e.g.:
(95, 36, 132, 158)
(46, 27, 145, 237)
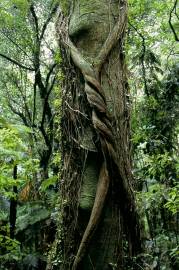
(10, 165, 17, 239)
(48, 1, 141, 269)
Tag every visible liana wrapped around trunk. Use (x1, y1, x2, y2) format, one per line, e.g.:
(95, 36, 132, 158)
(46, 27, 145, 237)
(47, 1, 142, 269)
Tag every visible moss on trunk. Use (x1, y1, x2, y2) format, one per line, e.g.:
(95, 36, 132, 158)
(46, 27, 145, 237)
(47, 1, 141, 269)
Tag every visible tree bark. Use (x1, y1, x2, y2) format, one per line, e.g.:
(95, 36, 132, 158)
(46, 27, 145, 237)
(10, 165, 17, 239)
(48, 1, 141, 269)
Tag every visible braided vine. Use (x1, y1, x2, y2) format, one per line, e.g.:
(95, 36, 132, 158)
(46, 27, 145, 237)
(66, 5, 128, 269)
(56, 1, 141, 269)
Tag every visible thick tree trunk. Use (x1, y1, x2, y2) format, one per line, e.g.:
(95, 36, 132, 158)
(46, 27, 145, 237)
(48, 1, 141, 269)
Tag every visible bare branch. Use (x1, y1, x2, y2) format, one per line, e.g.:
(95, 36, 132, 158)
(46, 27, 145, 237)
(32, 83, 37, 126)
(45, 63, 57, 88)
(0, 53, 34, 71)
(30, 4, 40, 42)
(40, 3, 59, 41)
(129, 22, 149, 96)
(0, 30, 33, 62)
(41, 84, 54, 130)
(39, 124, 51, 148)
(7, 100, 29, 127)
(15, 72, 32, 123)
(169, 0, 179, 42)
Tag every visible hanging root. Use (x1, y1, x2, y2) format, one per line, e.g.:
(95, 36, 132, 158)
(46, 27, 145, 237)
(57, 2, 141, 268)
(68, 8, 127, 269)
(72, 162, 109, 270)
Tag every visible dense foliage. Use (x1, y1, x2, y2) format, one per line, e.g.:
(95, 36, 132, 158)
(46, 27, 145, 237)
(127, 0, 179, 269)
(0, 0, 178, 269)
(0, 1, 60, 269)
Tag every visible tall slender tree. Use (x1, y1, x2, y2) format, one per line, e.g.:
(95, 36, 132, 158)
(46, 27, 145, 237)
(0, 0, 59, 179)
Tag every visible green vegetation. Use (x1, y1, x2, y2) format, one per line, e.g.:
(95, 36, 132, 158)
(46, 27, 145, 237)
(0, 0, 178, 269)
(127, 0, 179, 268)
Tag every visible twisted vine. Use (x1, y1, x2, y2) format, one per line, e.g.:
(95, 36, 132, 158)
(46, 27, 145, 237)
(56, 1, 141, 269)
(67, 6, 127, 269)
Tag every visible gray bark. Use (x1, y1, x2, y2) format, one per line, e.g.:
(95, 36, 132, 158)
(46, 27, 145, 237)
(47, 1, 141, 269)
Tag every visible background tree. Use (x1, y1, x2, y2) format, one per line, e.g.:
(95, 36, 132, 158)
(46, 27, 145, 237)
(0, 0, 59, 179)
(0, 1, 60, 269)
(127, 0, 179, 268)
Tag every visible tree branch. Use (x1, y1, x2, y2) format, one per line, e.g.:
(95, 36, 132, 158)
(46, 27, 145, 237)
(41, 84, 54, 132)
(45, 63, 57, 88)
(32, 83, 37, 126)
(129, 22, 149, 96)
(169, 0, 179, 42)
(7, 101, 29, 127)
(6, 71, 32, 124)
(0, 30, 33, 62)
(0, 53, 34, 71)
(39, 124, 51, 148)
(30, 4, 40, 43)
(40, 3, 59, 41)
